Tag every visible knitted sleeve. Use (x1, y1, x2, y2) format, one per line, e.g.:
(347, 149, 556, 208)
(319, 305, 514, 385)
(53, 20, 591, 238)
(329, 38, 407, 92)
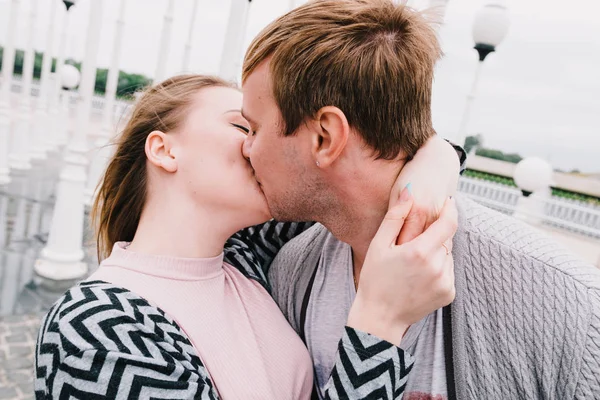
(42, 349, 217, 399)
(35, 282, 219, 399)
(323, 327, 415, 399)
(224, 221, 315, 290)
(574, 287, 600, 398)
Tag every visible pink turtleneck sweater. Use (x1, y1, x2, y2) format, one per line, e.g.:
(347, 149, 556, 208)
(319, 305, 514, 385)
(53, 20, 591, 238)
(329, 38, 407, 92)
(88, 242, 313, 400)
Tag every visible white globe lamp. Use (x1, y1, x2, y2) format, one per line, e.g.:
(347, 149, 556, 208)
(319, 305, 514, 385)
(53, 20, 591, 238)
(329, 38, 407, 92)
(456, 1, 511, 147)
(472, 2, 511, 57)
(61, 64, 81, 90)
(514, 157, 553, 196)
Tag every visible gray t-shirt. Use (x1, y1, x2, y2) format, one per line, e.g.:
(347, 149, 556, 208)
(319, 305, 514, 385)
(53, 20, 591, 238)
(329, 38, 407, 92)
(305, 232, 448, 400)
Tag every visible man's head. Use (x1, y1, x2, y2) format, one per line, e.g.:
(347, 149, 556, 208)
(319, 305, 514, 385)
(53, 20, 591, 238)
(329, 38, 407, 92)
(241, 0, 441, 221)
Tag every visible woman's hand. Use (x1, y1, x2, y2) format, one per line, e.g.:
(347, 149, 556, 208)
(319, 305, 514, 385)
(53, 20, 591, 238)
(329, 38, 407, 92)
(347, 188, 457, 345)
(390, 136, 460, 244)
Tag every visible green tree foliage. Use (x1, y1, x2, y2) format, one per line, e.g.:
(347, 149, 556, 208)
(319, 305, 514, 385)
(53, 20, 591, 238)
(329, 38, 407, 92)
(475, 148, 523, 164)
(0, 46, 151, 99)
(464, 134, 483, 154)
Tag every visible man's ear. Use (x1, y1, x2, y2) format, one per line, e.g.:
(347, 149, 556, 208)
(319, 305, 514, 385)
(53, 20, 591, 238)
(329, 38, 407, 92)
(145, 130, 178, 173)
(311, 106, 350, 168)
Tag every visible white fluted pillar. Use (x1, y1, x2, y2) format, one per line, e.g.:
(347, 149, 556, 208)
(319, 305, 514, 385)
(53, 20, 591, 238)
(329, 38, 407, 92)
(0, 194, 8, 248)
(30, 1, 59, 160)
(0, 0, 22, 185)
(219, 0, 252, 82)
(46, 3, 72, 152)
(154, 0, 175, 82)
(9, 0, 40, 171)
(85, 0, 128, 205)
(182, 0, 200, 72)
(35, 1, 105, 281)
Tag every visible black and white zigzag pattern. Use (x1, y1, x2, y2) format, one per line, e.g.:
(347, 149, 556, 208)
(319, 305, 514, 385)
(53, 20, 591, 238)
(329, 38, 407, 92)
(36, 222, 416, 399)
(35, 281, 218, 399)
(224, 221, 314, 292)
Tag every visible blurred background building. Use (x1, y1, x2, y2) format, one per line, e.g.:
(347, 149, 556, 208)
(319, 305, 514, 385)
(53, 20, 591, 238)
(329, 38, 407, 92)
(0, 0, 598, 398)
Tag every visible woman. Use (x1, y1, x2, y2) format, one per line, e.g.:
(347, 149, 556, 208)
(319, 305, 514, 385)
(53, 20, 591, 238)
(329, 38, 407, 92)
(35, 75, 459, 399)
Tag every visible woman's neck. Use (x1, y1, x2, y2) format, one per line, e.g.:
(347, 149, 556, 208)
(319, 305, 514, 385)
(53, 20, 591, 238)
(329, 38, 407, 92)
(127, 196, 236, 259)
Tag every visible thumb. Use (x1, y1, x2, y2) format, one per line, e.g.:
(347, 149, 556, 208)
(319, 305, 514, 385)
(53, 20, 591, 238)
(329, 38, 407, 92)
(373, 186, 414, 248)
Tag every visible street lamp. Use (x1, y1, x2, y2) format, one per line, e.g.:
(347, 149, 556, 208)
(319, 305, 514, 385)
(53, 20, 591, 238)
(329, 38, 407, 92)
(455, 2, 510, 147)
(47, 0, 79, 151)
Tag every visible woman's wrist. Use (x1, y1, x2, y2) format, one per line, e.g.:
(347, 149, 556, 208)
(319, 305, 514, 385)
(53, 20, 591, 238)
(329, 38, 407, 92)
(347, 294, 410, 346)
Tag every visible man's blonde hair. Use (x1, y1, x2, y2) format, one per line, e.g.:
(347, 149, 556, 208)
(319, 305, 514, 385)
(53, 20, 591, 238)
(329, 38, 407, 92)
(243, 0, 442, 160)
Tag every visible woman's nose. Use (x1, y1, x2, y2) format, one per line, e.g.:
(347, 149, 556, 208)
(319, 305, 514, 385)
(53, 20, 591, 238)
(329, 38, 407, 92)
(242, 135, 253, 161)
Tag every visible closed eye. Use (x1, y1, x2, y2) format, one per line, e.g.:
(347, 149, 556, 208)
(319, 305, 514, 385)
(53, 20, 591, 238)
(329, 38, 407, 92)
(231, 123, 250, 134)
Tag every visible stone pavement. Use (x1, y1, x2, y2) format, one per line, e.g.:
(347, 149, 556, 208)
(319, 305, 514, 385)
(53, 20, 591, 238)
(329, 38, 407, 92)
(0, 313, 43, 400)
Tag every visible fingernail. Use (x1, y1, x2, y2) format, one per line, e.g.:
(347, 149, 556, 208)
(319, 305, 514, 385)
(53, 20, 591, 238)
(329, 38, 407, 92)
(399, 184, 412, 202)
(406, 182, 412, 195)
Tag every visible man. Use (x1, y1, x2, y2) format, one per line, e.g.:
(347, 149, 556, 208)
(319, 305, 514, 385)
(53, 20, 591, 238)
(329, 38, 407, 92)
(240, 0, 600, 399)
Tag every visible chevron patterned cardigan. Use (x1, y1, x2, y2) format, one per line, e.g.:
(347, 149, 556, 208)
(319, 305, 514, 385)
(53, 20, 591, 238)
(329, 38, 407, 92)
(35, 221, 414, 399)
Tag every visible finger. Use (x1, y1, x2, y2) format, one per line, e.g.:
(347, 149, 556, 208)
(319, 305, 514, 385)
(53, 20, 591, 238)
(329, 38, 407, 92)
(396, 206, 427, 245)
(374, 187, 414, 248)
(409, 197, 458, 253)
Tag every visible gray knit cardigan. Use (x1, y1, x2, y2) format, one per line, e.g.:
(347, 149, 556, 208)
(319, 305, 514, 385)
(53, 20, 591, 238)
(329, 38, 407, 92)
(268, 196, 600, 399)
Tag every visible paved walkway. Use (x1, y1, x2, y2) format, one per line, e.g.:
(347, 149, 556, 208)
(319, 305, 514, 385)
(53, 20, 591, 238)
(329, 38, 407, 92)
(0, 313, 42, 400)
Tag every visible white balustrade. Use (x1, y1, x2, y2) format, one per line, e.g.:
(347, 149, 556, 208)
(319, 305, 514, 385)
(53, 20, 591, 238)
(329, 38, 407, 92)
(458, 176, 600, 238)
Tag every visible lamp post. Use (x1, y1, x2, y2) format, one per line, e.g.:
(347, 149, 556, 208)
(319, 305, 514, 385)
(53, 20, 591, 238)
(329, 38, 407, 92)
(46, 0, 78, 152)
(35, 0, 104, 281)
(0, 0, 22, 185)
(455, 2, 510, 147)
(182, 0, 200, 72)
(219, 0, 252, 83)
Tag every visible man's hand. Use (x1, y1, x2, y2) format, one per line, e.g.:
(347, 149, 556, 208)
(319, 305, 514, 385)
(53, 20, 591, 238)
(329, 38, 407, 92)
(347, 188, 457, 345)
(389, 136, 460, 244)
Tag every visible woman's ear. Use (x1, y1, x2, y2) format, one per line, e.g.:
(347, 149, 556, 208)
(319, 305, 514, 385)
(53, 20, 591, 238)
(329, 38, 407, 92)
(311, 106, 350, 168)
(145, 130, 178, 173)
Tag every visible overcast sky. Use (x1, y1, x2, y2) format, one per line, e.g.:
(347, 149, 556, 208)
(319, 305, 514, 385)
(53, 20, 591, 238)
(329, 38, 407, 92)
(1, 0, 598, 173)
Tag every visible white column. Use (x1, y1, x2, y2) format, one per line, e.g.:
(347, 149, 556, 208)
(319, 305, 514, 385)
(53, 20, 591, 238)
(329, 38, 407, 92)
(9, 0, 40, 171)
(219, 0, 252, 82)
(455, 60, 483, 147)
(46, 4, 71, 152)
(154, 0, 176, 82)
(35, 1, 105, 281)
(30, 1, 59, 160)
(0, 0, 22, 185)
(182, 0, 200, 72)
(0, 194, 8, 248)
(85, 0, 128, 205)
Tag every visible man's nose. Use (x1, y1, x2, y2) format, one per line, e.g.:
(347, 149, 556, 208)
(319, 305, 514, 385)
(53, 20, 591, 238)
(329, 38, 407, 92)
(242, 135, 253, 161)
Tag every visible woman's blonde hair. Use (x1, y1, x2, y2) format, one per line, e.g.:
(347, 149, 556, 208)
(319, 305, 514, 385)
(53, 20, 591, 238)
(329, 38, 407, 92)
(92, 74, 236, 260)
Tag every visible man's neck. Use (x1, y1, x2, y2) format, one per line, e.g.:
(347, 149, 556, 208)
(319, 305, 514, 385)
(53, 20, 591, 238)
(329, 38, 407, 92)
(319, 159, 403, 279)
